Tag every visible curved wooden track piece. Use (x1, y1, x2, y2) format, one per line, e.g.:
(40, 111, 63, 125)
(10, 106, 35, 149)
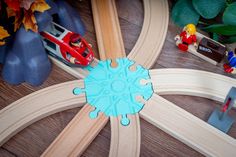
(139, 69, 236, 156)
(128, 0, 169, 68)
(42, 104, 108, 157)
(150, 69, 236, 103)
(140, 94, 236, 157)
(0, 80, 86, 146)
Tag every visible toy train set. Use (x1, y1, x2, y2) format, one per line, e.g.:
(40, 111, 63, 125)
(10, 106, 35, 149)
(175, 24, 236, 74)
(2, 1, 236, 156)
(40, 22, 94, 67)
(40, 22, 236, 133)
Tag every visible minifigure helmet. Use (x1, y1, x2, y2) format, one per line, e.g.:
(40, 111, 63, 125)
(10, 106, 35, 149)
(70, 33, 81, 43)
(185, 24, 196, 35)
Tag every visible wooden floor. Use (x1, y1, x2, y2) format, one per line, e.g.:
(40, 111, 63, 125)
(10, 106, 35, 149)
(1, 0, 236, 156)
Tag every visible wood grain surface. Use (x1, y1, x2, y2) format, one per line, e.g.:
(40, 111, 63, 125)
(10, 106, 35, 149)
(0, 0, 236, 156)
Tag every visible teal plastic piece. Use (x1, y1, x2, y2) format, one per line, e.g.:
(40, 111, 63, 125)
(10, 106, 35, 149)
(73, 58, 153, 126)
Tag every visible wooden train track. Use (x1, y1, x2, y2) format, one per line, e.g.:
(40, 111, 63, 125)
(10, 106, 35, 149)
(45, 1, 170, 155)
(0, 80, 86, 146)
(150, 68, 236, 103)
(49, 0, 169, 77)
(43, 0, 142, 156)
(1, 70, 236, 156)
(109, 115, 141, 157)
(1, 0, 236, 157)
(42, 104, 108, 157)
(93, 1, 141, 157)
(141, 94, 236, 157)
(128, 0, 169, 68)
(143, 69, 236, 156)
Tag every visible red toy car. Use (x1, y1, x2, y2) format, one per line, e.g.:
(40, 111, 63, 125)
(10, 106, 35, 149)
(40, 22, 94, 66)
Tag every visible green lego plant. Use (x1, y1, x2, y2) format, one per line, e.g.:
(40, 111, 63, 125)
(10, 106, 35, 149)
(171, 0, 236, 44)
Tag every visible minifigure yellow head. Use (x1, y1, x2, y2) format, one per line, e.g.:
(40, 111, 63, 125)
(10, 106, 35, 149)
(184, 24, 196, 35)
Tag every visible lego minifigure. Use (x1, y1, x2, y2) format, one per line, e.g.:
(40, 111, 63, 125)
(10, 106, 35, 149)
(41, 22, 94, 66)
(175, 24, 197, 52)
(70, 34, 83, 48)
(224, 48, 236, 74)
(69, 34, 83, 63)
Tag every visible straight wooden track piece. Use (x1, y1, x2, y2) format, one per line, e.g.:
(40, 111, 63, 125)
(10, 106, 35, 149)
(92, 1, 141, 157)
(109, 115, 141, 157)
(91, 0, 126, 62)
(41, 104, 108, 157)
(128, 0, 169, 68)
(140, 94, 236, 157)
(0, 80, 86, 146)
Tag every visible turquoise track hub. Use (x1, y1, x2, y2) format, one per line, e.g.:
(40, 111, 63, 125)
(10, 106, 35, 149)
(73, 58, 153, 126)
